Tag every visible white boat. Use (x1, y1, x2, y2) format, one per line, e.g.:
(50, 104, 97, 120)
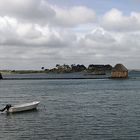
(7, 101, 40, 113)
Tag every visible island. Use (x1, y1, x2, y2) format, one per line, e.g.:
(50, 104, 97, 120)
(0, 64, 130, 79)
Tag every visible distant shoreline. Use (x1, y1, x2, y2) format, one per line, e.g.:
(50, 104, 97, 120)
(3, 77, 110, 80)
(0, 69, 140, 80)
(0, 69, 139, 75)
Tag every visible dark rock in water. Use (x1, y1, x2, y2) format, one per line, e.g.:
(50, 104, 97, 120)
(0, 73, 3, 79)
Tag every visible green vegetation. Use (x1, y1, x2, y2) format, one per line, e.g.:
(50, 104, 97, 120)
(44, 64, 112, 75)
(0, 64, 112, 75)
(0, 70, 46, 74)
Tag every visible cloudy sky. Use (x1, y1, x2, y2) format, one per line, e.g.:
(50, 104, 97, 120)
(0, 0, 140, 70)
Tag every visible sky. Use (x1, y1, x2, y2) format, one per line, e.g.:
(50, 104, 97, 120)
(0, 0, 140, 70)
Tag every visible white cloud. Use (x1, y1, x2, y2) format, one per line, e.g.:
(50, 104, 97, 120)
(0, 16, 75, 47)
(0, 1, 140, 69)
(85, 27, 116, 43)
(0, 0, 96, 27)
(52, 6, 96, 27)
(102, 8, 140, 31)
(0, 0, 55, 23)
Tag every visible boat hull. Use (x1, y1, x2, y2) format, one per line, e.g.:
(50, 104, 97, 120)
(7, 101, 40, 113)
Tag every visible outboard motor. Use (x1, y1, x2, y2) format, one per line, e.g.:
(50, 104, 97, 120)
(0, 104, 12, 112)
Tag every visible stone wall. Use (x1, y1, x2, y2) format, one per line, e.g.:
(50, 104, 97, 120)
(111, 71, 128, 78)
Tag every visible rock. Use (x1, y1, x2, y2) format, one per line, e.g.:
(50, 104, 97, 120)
(0, 73, 3, 79)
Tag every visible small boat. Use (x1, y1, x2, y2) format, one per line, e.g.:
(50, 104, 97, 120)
(0, 101, 40, 113)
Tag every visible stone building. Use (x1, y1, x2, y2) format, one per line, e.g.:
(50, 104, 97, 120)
(111, 64, 128, 78)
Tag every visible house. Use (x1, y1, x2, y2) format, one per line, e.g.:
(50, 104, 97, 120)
(111, 64, 128, 78)
(87, 64, 112, 75)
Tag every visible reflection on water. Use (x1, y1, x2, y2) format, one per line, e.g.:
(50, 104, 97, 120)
(6, 108, 38, 116)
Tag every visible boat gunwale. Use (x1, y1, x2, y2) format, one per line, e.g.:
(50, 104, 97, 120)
(10, 101, 40, 109)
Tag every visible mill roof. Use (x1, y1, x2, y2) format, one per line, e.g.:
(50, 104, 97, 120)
(112, 64, 128, 72)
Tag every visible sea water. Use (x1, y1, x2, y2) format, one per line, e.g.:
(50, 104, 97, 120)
(0, 72, 140, 140)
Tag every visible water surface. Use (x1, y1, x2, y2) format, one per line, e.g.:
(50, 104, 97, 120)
(0, 73, 140, 139)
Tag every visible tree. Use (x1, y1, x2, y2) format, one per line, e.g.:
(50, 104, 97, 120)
(56, 64, 60, 68)
(41, 67, 45, 70)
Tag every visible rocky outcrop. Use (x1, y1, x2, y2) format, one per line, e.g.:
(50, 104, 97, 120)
(0, 73, 3, 79)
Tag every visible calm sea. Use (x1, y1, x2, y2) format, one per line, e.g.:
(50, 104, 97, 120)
(0, 71, 140, 140)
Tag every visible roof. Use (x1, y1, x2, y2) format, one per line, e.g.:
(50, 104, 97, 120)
(112, 64, 128, 72)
